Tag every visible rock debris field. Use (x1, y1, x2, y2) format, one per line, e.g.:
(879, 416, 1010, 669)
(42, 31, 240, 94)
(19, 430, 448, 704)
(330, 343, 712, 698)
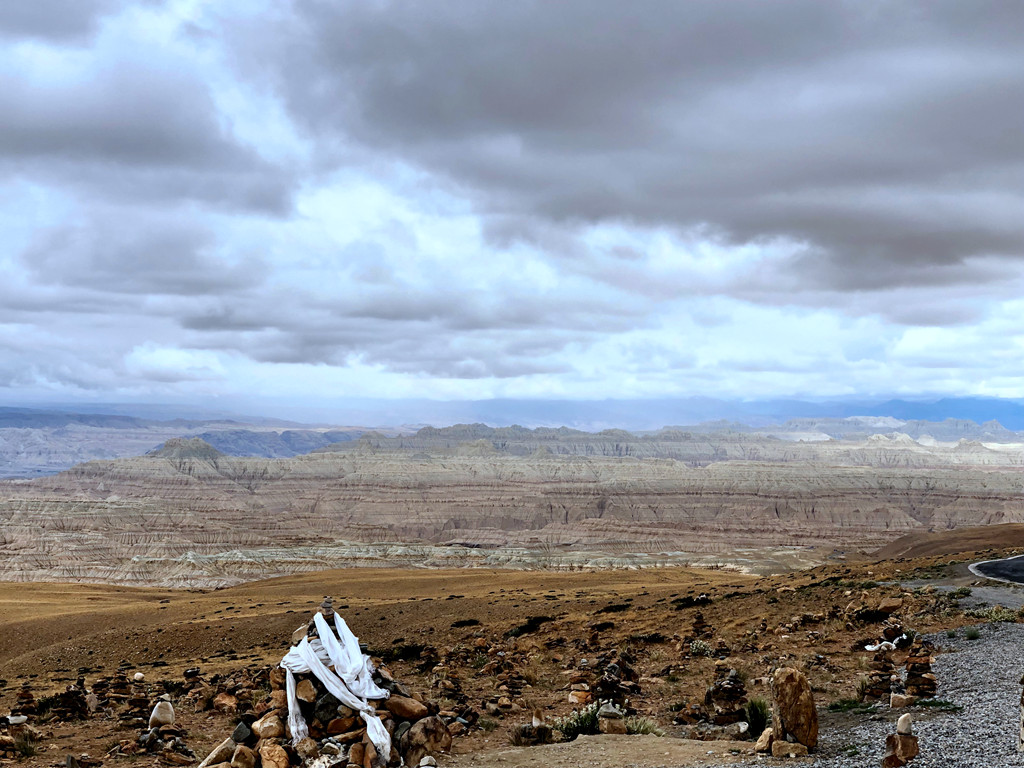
(712, 622, 1024, 768)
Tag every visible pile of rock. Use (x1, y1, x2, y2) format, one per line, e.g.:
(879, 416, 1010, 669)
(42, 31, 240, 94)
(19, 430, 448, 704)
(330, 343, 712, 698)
(904, 639, 937, 699)
(199, 599, 454, 768)
(861, 650, 897, 702)
(591, 660, 638, 712)
(120, 679, 152, 730)
(0, 717, 43, 761)
(135, 696, 197, 765)
(882, 713, 919, 767)
(38, 685, 90, 722)
(703, 665, 748, 725)
(12, 682, 37, 716)
(690, 611, 712, 639)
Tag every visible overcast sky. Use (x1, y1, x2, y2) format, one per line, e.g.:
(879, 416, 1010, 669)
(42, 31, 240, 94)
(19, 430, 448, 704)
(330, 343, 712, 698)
(1, 0, 1022, 411)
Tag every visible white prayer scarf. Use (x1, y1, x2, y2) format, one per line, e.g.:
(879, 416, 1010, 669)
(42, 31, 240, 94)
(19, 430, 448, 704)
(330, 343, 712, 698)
(279, 617, 392, 760)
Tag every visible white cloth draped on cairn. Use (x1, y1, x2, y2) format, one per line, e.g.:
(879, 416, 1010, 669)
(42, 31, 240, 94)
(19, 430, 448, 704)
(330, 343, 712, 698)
(279, 612, 392, 760)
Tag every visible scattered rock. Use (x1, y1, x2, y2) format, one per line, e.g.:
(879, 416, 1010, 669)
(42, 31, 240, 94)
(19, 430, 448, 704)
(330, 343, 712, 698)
(230, 745, 256, 768)
(258, 743, 290, 768)
(897, 713, 913, 735)
(198, 739, 236, 768)
(754, 727, 774, 753)
(404, 716, 452, 768)
(771, 740, 809, 758)
(251, 712, 284, 740)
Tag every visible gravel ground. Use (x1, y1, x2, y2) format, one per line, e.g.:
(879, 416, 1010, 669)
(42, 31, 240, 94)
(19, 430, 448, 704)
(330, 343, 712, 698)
(712, 622, 1024, 768)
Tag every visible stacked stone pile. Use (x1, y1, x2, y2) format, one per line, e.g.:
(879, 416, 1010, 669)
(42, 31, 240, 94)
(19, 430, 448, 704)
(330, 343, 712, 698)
(704, 665, 748, 725)
(860, 650, 897, 702)
(12, 682, 37, 716)
(904, 639, 937, 699)
(881, 712, 919, 767)
(0, 718, 44, 761)
(199, 599, 455, 768)
(690, 611, 712, 639)
(38, 685, 90, 722)
(119, 678, 153, 730)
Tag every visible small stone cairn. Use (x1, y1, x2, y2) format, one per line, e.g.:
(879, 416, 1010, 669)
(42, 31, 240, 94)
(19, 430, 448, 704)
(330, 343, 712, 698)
(903, 638, 937, 699)
(691, 611, 712, 640)
(861, 650, 897, 702)
(704, 665, 748, 725)
(199, 597, 454, 768)
(12, 682, 37, 717)
(881, 712, 918, 767)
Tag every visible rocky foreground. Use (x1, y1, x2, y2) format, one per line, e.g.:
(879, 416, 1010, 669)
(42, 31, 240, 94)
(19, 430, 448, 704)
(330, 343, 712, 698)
(3, 550, 1024, 767)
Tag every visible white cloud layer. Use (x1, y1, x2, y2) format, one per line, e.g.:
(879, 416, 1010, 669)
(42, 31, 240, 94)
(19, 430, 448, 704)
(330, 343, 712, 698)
(1, 0, 1022, 408)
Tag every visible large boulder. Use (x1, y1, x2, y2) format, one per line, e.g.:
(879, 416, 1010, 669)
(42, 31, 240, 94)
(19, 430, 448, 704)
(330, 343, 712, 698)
(771, 667, 818, 750)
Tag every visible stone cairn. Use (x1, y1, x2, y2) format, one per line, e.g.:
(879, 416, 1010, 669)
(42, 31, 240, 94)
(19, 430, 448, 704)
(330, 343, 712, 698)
(903, 639, 937, 699)
(12, 682, 37, 717)
(704, 665, 748, 725)
(199, 597, 454, 768)
(881, 712, 918, 767)
(40, 684, 90, 722)
(861, 650, 897, 702)
(691, 611, 712, 640)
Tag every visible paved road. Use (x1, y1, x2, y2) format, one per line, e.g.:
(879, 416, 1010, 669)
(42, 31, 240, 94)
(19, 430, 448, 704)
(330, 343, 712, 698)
(969, 553, 1024, 585)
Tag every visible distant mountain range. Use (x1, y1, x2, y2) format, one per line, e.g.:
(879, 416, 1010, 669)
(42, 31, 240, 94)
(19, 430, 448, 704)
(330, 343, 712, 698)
(4, 396, 1024, 478)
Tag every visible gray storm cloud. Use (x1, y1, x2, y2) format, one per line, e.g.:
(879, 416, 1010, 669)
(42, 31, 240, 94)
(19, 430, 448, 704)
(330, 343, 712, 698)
(1, 0, 1022, 399)
(234, 0, 1023, 292)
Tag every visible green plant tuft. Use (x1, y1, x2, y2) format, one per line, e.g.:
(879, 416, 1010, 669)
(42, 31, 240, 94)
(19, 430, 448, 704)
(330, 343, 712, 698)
(745, 697, 771, 739)
(625, 716, 665, 736)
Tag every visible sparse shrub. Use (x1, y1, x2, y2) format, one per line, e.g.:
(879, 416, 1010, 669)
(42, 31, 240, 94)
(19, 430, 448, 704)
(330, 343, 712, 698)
(552, 702, 600, 741)
(625, 716, 665, 736)
(14, 731, 38, 757)
(829, 697, 873, 713)
(964, 626, 981, 640)
(745, 697, 771, 739)
(689, 639, 713, 657)
(505, 615, 555, 638)
(949, 586, 972, 599)
(856, 677, 871, 700)
(964, 606, 1018, 623)
(946, 628, 956, 638)
(916, 699, 962, 711)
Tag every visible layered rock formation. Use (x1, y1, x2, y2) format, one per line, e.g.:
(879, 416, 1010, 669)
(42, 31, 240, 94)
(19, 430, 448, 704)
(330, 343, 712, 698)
(3, 429, 1024, 586)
